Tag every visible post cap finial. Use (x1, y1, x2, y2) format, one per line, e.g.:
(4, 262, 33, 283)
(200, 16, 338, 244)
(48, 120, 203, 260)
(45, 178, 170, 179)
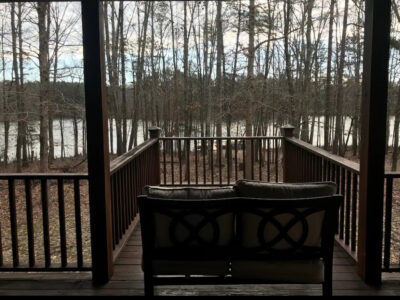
(149, 127, 162, 138)
(281, 125, 295, 137)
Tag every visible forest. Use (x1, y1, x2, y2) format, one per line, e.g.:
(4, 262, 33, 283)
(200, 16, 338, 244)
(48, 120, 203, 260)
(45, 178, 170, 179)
(1, 0, 400, 172)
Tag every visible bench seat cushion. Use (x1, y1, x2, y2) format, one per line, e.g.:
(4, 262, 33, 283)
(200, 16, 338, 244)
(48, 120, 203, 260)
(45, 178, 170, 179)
(144, 186, 237, 199)
(152, 260, 229, 276)
(231, 259, 324, 283)
(235, 180, 336, 198)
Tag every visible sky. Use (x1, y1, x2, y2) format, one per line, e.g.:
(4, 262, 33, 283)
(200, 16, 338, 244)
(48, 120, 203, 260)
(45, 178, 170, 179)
(1, 0, 398, 85)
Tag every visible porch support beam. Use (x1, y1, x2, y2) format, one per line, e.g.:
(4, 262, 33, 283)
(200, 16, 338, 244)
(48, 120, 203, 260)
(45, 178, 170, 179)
(358, 0, 391, 286)
(81, 0, 114, 284)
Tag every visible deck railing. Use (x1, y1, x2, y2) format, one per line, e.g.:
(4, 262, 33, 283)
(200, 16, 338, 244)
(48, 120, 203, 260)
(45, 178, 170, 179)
(1, 126, 399, 275)
(283, 131, 400, 272)
(109, 128, 160, 260)
(383, 172, 400, 272)
(0, 129, 161, 271)
(283, 137, 360, 262)
(159, 137, 283, 186)
(0, 173, 90, 271)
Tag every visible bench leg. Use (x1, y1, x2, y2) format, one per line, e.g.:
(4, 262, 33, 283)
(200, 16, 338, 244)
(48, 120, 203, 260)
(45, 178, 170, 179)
(323, 281, 332, 296)
(144, 272, 154, 296)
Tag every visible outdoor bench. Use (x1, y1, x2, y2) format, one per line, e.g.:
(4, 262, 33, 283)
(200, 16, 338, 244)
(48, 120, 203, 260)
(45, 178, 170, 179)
(138, 180, 341, 296)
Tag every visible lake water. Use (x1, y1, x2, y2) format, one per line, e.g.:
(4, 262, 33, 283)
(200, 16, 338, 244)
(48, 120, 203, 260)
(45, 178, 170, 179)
(0, 116, 398, 162)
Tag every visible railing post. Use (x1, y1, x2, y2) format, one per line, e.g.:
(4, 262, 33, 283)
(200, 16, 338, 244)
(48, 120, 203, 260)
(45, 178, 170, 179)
(81, 0, 114, 284)
(281, 125, 295, 183)
(357, 0, 391, 286)
(149, 127, 161, 186)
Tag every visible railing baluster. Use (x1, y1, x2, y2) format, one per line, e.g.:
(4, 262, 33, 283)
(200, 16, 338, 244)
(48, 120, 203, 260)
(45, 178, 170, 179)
(219, 139, 222, 185)
(202, 139, 206, 184)
(8, 179, 19, 267)
(41, 179, 51, 268)
(351, 173, 358, 252)
(25, 178, 35, 268)
(171, 139, 174, 185)
(133, 160, 138, 216)
(57, 179, 67, 268)
(339, 167, 345, 240)
(187, 139, 191, 185)
(227, 139, 231, 185)
(163, 139, 167, 184)
(179, 139, 182, 185)
(0, 196, 2, 266)
(345, 170, 351, 245)
(242, 139, 246, 179)
(267, 139, 270, 181)
(124, 167, 129, 230)
(74, 179, 83, 268)
(210, 139, 214, 184)
(251, 139, 254, 180)
(128, 164, 133, 222)
(327, 161, 331, 181)
(195, 139, 198, 185)
(336, 165, 341, 194)
(259, 139, 262, 181)
(111, 175, 117, 248)
(384, 177, 393, 269)
(235, 139, 238, 181)
(0, 217, 2, 266)
(319, 157, 323, 181)
(118, 172, 123, 239)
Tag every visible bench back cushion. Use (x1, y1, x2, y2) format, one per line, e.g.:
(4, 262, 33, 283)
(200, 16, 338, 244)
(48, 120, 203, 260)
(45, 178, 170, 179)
(236, 199, 340, 257)
(235, 180, 337, 199)
(139, 195, 235, 260)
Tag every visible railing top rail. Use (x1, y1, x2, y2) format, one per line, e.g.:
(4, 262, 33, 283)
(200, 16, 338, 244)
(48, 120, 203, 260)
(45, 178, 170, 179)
(384, 172, 400, 178)
(286, 137, 360, 174)
(110, 138, 158, 175)
(160, 136, 284, 140)
(0, 173, 89, 180)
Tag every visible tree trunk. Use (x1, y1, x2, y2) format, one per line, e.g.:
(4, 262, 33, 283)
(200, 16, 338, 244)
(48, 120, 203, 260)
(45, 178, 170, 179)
(245, 0, 255, 179)
(324, 0, 335, 150)
(392, 83, 400, 171)
(1, 11, 9, 166)
(11, 3, 23, 172)
(37, 2, 50, 172)
(284, 0, 296, 127)
(332, 0, 349, 156)
(216, 1, 223, 138)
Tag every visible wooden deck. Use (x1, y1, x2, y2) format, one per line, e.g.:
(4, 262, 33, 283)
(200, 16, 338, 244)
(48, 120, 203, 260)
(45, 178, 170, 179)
(0, 225, 400, 296)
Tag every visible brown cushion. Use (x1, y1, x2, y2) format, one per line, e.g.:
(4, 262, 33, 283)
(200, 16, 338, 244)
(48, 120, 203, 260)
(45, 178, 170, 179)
(235, 180, 337, 199)
(144, 186, 189, 199)
(239, 209, 325, 249)
(144, 186, 236, 250)
(153, 210, 234, 248)
(152, 260, 229, 276)
(231, 259, 324, 283)
(144, 185, 237, 199)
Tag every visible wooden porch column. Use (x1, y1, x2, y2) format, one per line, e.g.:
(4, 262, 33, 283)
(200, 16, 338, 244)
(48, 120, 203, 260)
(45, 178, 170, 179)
(81, 1, 114, 284)
(358, 0, 391, 286)
(281, 125, 295, 183)
(149, 127, 162, 186)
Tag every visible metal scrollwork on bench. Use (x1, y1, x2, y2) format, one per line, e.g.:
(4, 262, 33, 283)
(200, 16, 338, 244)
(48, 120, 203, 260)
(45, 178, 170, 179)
(154, 208, 230, 247)
(243, 207, 324, 254)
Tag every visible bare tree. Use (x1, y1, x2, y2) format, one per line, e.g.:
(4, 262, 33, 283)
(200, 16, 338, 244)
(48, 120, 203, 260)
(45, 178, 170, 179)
(37, 2, 50, 172)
